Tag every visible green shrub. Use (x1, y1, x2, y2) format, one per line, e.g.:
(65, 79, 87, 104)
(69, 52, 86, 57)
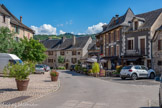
(3, 61, 35, 80)
(57, 66, 66, 70)
(92, 62, 100, 74)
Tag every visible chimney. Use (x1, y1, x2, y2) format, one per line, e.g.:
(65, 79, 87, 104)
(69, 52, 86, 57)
(72, 36, 76, 46)
(115, 14, 119, 18)
(62, 36, 66, 43)
(20, 16, 22, 23)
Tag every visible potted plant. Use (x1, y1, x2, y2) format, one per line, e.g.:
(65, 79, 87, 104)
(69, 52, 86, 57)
(3, 61, 35, 91)
(92, 62, 100, 77)
(50, 70, 59, 81)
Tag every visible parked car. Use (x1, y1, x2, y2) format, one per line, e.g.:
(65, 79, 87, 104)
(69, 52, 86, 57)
(35, 64, 45, 74)
(0, 53, 23, 74)
(70, 65, 75, 71)
(159, 75, 162, 108)
(120, 65, 155, 80)
(45, 65, 51, 72)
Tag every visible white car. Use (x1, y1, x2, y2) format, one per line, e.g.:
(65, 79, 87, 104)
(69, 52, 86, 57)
(120, 65, 155, 80)
(35, 64, 45, 74)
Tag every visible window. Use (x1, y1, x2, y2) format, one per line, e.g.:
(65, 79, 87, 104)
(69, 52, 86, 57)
(3, 15, 5, 23)
(72, 50, 76, 55)
(111, 32, 114, 42)
(71, 58, 77, 64)
(128, 40, 134, 50)
(158, 40, 162, 50)
(15, 26, 19, 33)
(60, 51, 64, 55)
(158, 61, 162, 66)
(134, 21, 138, 30)
(78, 52, 80, 55)
(15, 37, 19, 42)
(134, 66, 141, 69)
(116, 45, 120, 56)
(111, 46, 114, 56)
(28, 33, 30, 39)
(109, 33, 111, 43)
(117, 30, 120, 41)
(48, 59, 53, 63)
(48, 51, 53, 55)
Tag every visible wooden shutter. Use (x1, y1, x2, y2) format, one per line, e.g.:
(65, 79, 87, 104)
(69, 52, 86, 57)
(158, 40, 161, 51)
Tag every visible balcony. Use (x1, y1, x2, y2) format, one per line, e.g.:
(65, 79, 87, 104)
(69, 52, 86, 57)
(125, 48, 148, 56)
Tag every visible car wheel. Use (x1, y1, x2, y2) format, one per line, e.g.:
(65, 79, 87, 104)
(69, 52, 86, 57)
(131, 73, 138, 80)
(150, 73, 155, 79)
(121, 77, 126, 80)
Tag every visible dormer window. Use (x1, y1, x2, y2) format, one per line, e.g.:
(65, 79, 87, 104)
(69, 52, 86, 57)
(134, 21, 138, 30)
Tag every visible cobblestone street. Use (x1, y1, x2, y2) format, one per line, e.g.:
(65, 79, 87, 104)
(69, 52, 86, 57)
(0, 72, 60, 108)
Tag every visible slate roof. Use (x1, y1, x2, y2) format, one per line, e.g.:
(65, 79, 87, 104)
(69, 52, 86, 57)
(42, 36, 91, 50)
(41, 39, 61, 49)
(100, 8, 135, 34)
(0, 4, 34, 33)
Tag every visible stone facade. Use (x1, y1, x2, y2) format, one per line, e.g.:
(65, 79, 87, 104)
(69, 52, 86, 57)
(42, 36, 92, 69)
(0, 4, 34, 39)
(96, 8, 162, 70)
(152, 27, 162, 74)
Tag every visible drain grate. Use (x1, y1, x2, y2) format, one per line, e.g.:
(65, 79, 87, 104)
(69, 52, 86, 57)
(1, 96, 31, 104)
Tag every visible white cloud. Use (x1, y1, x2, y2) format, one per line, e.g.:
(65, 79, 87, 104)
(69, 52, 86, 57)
(77, 33, 86, 35)
(31, 24, 57, 35)
(59, 30, 66, 35)
(87, 22, 106, 34)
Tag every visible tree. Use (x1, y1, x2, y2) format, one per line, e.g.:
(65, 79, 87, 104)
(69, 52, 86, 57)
(58, 56, 64, 64)
(0, 27, 15, 53)
(21, 37, 47, 63)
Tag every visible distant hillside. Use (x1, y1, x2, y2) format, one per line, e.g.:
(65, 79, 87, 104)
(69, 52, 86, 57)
(33, 33, 96, 40)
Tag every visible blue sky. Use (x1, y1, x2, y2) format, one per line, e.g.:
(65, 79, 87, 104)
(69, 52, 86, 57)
(1, 0, 162, 35)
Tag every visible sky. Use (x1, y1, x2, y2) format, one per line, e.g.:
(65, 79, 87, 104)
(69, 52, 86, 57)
(1, 0, 162, 35)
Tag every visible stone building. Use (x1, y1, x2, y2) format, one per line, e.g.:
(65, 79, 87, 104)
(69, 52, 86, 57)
(0, 4, 34, 40)
(96, 8, 134, 69)
(152, 26, 162, 74)
(41, 36, 92, 69)
(96, 8, 162, 69)
(124, 8, 162, 68)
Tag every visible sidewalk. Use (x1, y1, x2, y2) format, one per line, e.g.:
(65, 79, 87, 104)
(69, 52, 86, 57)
(0, 72, 60, 108)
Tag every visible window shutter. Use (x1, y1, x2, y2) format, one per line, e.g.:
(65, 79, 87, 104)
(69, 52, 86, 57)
(158, 40, 161, 51)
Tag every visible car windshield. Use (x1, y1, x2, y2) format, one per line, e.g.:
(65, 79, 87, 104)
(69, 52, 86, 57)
(122, 66, 132, 69)
(36, 65, 44, 68)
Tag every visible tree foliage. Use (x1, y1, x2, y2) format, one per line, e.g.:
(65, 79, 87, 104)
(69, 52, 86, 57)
(21, 37, 47, 63)
(0, 27, 15, 53)
(0, 27, 47, 63)
(58, 56, 64, 64)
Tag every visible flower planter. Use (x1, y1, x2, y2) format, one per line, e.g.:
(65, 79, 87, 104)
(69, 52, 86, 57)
(51, 75, 59, 81)
(15, 79, 29, 91)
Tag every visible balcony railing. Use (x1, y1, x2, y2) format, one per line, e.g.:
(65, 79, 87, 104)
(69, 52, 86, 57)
(125, 48, 148, 56)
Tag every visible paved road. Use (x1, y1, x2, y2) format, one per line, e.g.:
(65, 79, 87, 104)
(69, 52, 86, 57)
(26, 70, 160, 108)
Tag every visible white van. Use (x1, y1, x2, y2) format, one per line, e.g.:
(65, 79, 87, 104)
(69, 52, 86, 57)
(0, 53, 23, 74)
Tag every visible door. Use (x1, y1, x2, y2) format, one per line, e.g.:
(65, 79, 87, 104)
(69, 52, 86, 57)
(140, 39, 145, 55)
(140, 66, 148, 77)
(66, 63, 69, 69)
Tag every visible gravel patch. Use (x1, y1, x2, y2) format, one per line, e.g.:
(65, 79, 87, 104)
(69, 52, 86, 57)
(0, 72, 60, 108)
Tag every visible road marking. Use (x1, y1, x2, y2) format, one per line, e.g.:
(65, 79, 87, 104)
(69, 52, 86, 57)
(57, 100, 109, 108)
